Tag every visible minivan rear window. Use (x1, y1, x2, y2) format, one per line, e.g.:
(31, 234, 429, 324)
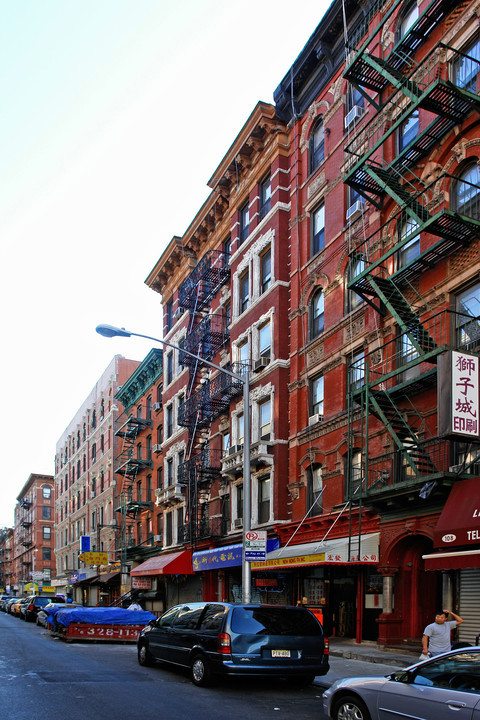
(231, 607, 322, 636)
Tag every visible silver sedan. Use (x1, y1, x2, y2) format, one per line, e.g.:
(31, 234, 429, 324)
(323, 647, 480, 720)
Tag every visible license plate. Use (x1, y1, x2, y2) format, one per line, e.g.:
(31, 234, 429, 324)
(272, 649, 291, 658)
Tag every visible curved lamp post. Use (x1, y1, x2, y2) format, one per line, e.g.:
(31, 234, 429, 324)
(96, 324, 252, 603)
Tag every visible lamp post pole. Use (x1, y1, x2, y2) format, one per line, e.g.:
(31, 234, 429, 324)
(96, 324, 252, 603)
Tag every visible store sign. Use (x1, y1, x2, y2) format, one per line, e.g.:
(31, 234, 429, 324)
(251, 550, 378, 570)
(438, 351, 479, 438)
(132, 577, 152, 590)
(193, 539, 279, 571)
(79, 552, 109, 565)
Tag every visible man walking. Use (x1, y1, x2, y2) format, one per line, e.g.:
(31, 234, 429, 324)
(422, 610, 464, 657)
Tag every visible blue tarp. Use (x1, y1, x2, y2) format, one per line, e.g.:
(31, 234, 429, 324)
(48, 606, 155, 628)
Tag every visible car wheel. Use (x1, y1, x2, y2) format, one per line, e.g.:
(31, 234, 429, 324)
(191, 653, 213, 687)
(137, 642, 155, 667)
(289, 674, 316, 687)
(333, 695, 371, 720)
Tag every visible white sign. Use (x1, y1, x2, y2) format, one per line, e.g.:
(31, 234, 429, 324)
(31, 571, 44, 580)
(451, 351, 479, 437)
(244, 530, 267, 562)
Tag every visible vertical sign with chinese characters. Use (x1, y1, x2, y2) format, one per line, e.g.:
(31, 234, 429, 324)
(438, 351, 479, 438)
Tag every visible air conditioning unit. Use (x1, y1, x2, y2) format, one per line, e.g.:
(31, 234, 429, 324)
(253, 357, 270, 373)
(155, 488, 163, 497)
(344, 104, 364, 129)
(228, 444, 243, 455)
(174, 307, 184, 318)
(153, 402, 162, 412)
(308, 413, 323, 426)
(346, 200, 366, 222)
(449, 464, 463, 473)
(90, 492, 95, 499)
(152, 444, 162, 454)
(234, 518, 243, 529)
(153, 535, 162, 542)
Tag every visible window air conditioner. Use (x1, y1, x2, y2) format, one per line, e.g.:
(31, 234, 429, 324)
(154, 488, 163, 497)
(152, 444, 162, 454)
(344, 105, 364, 129)
(153, 535, 162, 542)
(234, 518, 243, 529)
(346, 200, 366, 222)
(253, 357, 270, 372)
(174, 307, 184, 318)
(153, 402, 162, 412)
(308, 413, 322, 426)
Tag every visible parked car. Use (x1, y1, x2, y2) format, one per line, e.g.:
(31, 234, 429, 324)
(22, 596, 54, 622)
(4, 597, 20, 613)
(11, 598, 27, 617)
(137, 602, 329, 687)
(323, 646, 480, 720)
(0, 595, 14, 611)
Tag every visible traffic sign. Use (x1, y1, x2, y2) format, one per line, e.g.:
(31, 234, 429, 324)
(244, 530, 267, 562)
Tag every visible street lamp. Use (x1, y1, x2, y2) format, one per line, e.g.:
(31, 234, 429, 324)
(96, 323, 252, 602)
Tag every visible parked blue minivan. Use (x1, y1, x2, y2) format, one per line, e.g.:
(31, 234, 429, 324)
(137, 602, 329, 687)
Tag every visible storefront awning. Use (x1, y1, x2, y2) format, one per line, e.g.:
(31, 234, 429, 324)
(434, 477, 480, 548)
(251, 532, 379, 570)
(130, 551, 193, 577)
(96, 572, 121, 584)
(423, 549, 480, 571)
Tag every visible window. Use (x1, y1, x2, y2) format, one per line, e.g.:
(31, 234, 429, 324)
(91, 410, 96, 430)
(156, 424, 163, 444)
(259, 321, 271, 360)
(166, 351, 173, 385)
(176, 507, 184, 544)
(397, 3, 418, 39)
(310, 375, 324, 418)
(456, 282, 480, 351)
(42, 486, 51, 499)
(398, 109, 419, 152)
(43, 547, 51, 561)
(397, 216, 420, 268)
(307, 465, 323, 516)
(166, 458, 173, 487)
(223, 236, 231, 259)
(146, 395, 152, 421)
(453, 37, 480, 93)
(237, 413, 245, 446)
(453, 162, 480, 219)
(311, 204, 325, 256)
(347, 256, 365, 312)
(236, 484, 243, 521)
(309, 119, 325, 174)
(348, 350, 365, 391)
(239, 270, 249, 313)
(239, 203, 250, 245)
(165, 513, 173, 546)
(157, 466, 163, 490)
(91, 442, 96, 464)
(310, 289, 324, 339)
(260, 247, 272, 293)
(43, 527, 52, 540)
(259, 174, 271, 219)
(398, 331, 420, 382)
(166, 405, 173, 438)
(349, 451, 363, 498)
(259, 399, 271, 440)
(166, 298, 173, 332)
(224, 301, 231, 326)
(258, 476, 270, 524)
(222, 431, 230, 456)
(346, 83, 365, 117)
(42, 506, 52, 520)
(238, 339, 249, 364)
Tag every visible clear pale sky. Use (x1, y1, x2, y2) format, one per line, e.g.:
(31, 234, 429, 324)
(0, 0, 330, 527)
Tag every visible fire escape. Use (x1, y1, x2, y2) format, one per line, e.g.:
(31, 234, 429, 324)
(114, 410, 153, 564)
(344, 0, 480, 510)
(168, 248, 237, 547)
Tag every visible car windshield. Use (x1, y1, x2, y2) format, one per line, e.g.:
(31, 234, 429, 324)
(231, 607, 322, 636)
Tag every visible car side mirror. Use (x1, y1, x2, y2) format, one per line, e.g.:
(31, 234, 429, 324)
(388, 670, 412, 683)
(148, 619, 157, 627)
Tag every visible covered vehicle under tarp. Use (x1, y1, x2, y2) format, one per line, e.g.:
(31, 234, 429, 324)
(47, 606, 155, 627)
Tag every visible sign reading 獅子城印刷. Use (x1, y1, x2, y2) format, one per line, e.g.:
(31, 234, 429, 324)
(438, 351, 479, 439)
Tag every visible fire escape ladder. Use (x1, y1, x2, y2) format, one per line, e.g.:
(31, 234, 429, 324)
(369, 389, 437, 475)
(368, 276, 437, 356)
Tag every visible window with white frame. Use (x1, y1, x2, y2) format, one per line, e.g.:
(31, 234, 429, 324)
(258, 398, 271, 441)
(348, 349, 365, 391)
(258, 320, 271, 360)
(222, 431, 231, 456)
(311, 204, 325, 257)
(453, 162, 480, 218)
(238, 338, 249, 364)
(397, 216, 420, 268)
(453, 36, 480, 93)
(239, 270, 249, 314)
(237, 413, 244, 446)
(309, 119, 325, 174)
(310, 289, 324, 339)
(260, 247, 272, 293)
(259, 174, 271, 220)
(239, 203, 250, 245)
(235, 483, 243, 523)
(310, 375, 324, 419)
(166, 458, 174, 487)
(306, 465, 323, 516)
(165, 404, 173, 439)
(257, 475, 271, 524)
(456, 281, 480, 351)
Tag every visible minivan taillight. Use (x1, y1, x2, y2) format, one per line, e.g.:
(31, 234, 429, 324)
(217, 632, 231, 654)
(28, 604, 34, 611)
(323, 638, 329, 656)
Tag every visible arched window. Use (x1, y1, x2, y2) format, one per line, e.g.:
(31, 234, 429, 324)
(397, 216, 420, 268)
(453, 162, 480, 219)
(346, 256, 365, 312)
(307, 464, 323, 516)
(309, 119, 324, 174)
(310, 289, 325, 339)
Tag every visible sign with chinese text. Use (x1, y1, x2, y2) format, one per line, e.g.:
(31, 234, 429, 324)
(438, 351, 479, 438)
(192, 539, 279, 571)
(79, 551, 109, 565)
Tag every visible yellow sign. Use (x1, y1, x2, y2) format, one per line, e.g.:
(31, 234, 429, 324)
(79, 552, 109, 565)
(25, 582, 39, 593)
(251, 553, 326, 570)
(42, 586, 55, 593)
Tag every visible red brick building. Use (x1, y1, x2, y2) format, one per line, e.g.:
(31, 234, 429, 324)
(13, 474, 55, 595)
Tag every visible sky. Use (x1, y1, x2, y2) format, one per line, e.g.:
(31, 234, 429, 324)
(0, 0, 330, 527)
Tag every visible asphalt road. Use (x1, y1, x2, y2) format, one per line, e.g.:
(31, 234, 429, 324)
(0, 611, 402, 720)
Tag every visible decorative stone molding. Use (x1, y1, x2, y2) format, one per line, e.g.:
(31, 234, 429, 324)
(307, 343, 324, 367)
(344, 315, 365, 342)
(287, 481, 303, 500)
(306, 172, 327, 202)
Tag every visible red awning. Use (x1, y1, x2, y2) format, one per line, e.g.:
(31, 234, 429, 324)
(130, 551, 193, 577)
(434, 476, 480, 548)
(423, 549, 480, 571)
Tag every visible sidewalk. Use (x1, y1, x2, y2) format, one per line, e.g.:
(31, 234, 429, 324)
(327, 637, 421, 667)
